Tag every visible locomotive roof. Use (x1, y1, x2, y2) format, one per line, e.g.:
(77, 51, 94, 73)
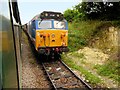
(31, 11, 64, 21)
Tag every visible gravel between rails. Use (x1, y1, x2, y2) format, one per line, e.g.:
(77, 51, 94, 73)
(21, 32, 51, 89)
(43, 60, 91, 89)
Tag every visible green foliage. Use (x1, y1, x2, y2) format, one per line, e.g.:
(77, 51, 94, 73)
(111, 21, 120, 28)
(68, 20, 102, 52)
(68, 20, 120, 52)
(63, 9, 74, 22)
(64, 1, 120, 21)
(62, 55, 101, 84)
(94, 60, 120, 82)
(63, 8, 83, 22)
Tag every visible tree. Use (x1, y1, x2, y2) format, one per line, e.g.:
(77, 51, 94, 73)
(75, 1, 120, 20)
(64, 0, 120, 21)
(63, 9, 79, 22)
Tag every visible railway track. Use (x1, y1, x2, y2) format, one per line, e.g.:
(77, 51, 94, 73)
(42, 60, 92, 90)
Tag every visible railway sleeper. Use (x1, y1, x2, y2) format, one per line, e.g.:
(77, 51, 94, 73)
(42, 60, 92, 90)
(51, 75, 72, 80)
(55, 81, 81, 89)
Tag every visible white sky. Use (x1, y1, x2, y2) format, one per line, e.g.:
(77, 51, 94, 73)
(18, 0, 81, 24)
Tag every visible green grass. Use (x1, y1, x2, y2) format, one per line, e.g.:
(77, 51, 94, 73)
(68, 20, 101, 52)
(64, 20, 120, 86)
(71, 52, 86, 64)
(94, 60, 120, 82)
(72, 52, 85, 58)
(68, 20, 120, 52)
(62, 54, 102, 85)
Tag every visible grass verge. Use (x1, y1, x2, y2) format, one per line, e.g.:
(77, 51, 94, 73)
(62, 54, 102, 85)
(94, 60, 120, 83)
(68, 20, 120, 52)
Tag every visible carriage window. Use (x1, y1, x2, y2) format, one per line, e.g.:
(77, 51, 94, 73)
(54, 21, 66, 29)
(38, 20, 52, 29)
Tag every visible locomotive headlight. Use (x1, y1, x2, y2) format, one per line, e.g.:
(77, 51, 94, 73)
(52, 34, 55, 38)
(57, 14, 59, 17)
(37, 32, 40, 36)
(45, 13, 48, 16)
(62, 42, 66, 46)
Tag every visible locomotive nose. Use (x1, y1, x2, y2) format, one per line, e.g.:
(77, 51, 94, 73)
(36, 30, 68, 48)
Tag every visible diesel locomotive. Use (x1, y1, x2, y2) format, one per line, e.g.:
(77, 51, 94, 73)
(26, 11, 69, 59)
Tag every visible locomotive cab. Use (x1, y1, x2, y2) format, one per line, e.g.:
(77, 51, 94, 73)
(28, 11, 69, 59)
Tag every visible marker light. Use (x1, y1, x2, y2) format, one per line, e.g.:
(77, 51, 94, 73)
(62, 42, 66, 46)
(45, 13, 48, 16)
(57, 14, 59, 17)
(37, 32, 40, 36)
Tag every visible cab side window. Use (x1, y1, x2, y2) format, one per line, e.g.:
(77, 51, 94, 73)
(32, 20, 36, 30)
